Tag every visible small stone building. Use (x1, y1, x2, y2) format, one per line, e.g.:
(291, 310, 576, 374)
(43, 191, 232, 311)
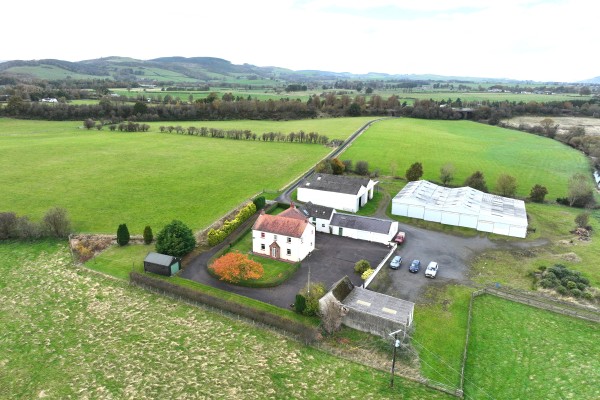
(320, 277, 414, 338)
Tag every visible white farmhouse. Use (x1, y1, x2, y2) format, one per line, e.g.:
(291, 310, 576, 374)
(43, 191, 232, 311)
(298, 202, 335, 233)
(297, 173, 378, 213)
(252, 204, 315, 262)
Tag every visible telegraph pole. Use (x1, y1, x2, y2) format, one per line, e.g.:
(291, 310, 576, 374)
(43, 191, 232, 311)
(389, 329, 403, 388)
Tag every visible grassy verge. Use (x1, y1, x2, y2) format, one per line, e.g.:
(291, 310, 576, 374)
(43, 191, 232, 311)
(355, 191, 383, 216)
(412, 284, 473, 389)
(464, 294, 600, 400)
(471, 202, 600, 288)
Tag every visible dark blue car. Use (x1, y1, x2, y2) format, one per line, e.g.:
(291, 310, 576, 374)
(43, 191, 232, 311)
(409, 259, 421, 273)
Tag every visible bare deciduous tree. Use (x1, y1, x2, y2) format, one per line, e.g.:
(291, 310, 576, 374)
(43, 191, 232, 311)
(320, 296, 348, 335)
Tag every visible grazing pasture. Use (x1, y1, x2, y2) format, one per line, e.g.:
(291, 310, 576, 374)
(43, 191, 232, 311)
(464, 295, 600, 400)
(0, 241, 451, 400)
(340, 118, 590, 198)
(0, 118, 371, 233)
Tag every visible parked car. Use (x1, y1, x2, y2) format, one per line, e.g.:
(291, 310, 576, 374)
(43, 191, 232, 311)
(409, 259, 421, 273)
(425, 261, 439, 278)
(393, 231, 406, 244)
(389, 255, 402, 269)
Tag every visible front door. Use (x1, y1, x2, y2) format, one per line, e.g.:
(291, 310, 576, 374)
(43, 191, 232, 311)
(338, 227, 343, 236)
(271, 247, 278, 258)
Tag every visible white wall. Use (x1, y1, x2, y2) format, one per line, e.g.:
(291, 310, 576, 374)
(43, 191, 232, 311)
(298, 187, 359, 213)
(311, 216, 331, 233)
(252, 226, 315, 262)
(329, 220, 397, 245)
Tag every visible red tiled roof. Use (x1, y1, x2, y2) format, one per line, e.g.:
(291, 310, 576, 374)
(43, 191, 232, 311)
(252, 213, 309, 238)
(278, 204, 307, 221)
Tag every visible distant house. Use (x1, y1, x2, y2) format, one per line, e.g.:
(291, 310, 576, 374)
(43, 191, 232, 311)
(143, 252, 180, 276)
(297, 173, 378, 213)
(328, 213, 398, 244)
(298, 201, 335, 233)
(252, 203, 315, 262)
(40, 98, 58, 103)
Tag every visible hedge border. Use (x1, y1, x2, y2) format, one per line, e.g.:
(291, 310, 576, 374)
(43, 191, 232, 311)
(130, 271, 320, 343)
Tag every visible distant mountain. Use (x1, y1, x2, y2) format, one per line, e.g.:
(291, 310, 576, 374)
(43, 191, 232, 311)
(0, 56, 545, 85)
(580, 76, 600, 84)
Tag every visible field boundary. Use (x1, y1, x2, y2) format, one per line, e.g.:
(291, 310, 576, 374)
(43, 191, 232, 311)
(479, 285, 600, 323)
(130, 271, 320, 342)
(458, 285, 600, 398)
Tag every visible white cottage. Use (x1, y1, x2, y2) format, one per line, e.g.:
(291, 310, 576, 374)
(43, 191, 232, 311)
(252, 204, 315, 263)
(297, 173, 377, 213)
(298, 202, 335, 233)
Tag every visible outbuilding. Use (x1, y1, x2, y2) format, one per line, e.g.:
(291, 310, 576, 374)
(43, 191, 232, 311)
(298, 201, 335, 233)
(297, 173, 378, 213)
(392, 180, 528, 238)
(329, 213, 398, 244)
(143, 252, 181, 276)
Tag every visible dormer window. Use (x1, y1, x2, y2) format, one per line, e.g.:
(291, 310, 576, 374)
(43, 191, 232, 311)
(261, 232, 265, 238)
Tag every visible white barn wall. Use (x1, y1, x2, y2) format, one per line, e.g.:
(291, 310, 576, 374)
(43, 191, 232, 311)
(297, 188, 359, 213)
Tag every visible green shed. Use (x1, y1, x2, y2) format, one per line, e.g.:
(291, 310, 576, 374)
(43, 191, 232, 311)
(144, 252, 180, 276)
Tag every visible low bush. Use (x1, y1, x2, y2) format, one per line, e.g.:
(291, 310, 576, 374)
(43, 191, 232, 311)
(354, 259, 370, 274)
(0, 208, 71, 240)
(295, 294, 307, 314)
(537, 264, 592, 299)
(361, 268, 374, 280)
(299, 282, 326, 316)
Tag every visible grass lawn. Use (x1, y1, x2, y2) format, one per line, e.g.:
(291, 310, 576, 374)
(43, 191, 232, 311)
(464, 295, 600, 400)
(0, 241, 452, 399)
(355, 191, 383, 216)
(340, 118, 591, 198)
(0, 118, 373, 234)
(85, 243, 151, 280)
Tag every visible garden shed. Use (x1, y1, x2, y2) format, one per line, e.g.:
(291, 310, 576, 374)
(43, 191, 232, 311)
(144, 252, 180, 276)
(391, 180, 528, 238)
(329, 213, 398, 244)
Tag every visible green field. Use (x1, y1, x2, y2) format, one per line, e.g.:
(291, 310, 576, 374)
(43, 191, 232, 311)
(375, 90, 592, 105)
(341, 118, 591, 198)
(113, 88, 307, 102)
(464, 295, 600, 399)
(0, 118, 374, 233)
(0, 241, 451, 399)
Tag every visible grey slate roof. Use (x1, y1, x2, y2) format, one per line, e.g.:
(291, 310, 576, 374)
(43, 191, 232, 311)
(329, 213, 392, 234)
(298, 201, 335, 220)
(342, 287, 414, 326)
(144, 252, 177, 266)
(301, 173, 371, 195)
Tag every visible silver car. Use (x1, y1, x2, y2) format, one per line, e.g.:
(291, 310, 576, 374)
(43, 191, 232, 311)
(389, 255, 402, 269)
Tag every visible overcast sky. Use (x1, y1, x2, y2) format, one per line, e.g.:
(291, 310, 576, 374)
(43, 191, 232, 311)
(5, 0, 596, 82)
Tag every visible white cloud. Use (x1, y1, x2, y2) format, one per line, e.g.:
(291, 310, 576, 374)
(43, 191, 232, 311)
(3, 0, 597, 81)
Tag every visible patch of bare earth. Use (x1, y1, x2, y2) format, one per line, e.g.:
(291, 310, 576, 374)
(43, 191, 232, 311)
(503, 116, 600, 136)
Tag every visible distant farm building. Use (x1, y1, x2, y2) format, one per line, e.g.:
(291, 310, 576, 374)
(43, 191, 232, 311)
(40, 98, 58, 103)
(297, 173, 378, 213)
(144, 252, 181, 276)
(392, 180, 527, 238)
